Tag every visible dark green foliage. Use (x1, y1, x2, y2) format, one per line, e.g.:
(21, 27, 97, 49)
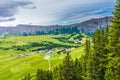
(105, 57, 120, 80)
(108, 0, 120, 57)
(36, 69, 53, 80)
(22, 74, 31, 80)
(74, 58, 82, 80)
(105, 0, 120, 79)
(53, 53, 82, 80)
(82, 39, 96, 80)
(82, 39, 90, 79)
(92, 30, 106, 80)
(61, 53, 76, 80)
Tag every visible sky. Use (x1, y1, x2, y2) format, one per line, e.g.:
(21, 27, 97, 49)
(0, 0, 116, 26)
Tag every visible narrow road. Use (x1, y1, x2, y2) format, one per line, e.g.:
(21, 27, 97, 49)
(44, 55, 51, 70)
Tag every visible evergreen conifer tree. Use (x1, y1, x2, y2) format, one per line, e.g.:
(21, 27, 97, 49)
(105, 0, 120, 79)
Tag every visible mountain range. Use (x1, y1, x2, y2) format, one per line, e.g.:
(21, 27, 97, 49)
(0, 16, 111, 36)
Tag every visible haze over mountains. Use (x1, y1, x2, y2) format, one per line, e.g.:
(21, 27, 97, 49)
(0, 16, 111, 36)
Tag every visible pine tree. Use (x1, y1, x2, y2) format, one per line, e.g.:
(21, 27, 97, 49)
(36, 69, 53, 80)
(105, 57, 120, 80)
(82, 39, 94, 80)
(92, 29, 108, 80)
(53, 53, 76, 80)
(82, 39, 89, 79)
(92, 30, 102, 80)
(74, 58, 82, 80)
(62, 53, 75, 80)
(105, 0, 120, 79)
(108, 0, 120, 57)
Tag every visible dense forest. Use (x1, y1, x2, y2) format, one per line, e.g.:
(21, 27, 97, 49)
(22, 0, 120, 80)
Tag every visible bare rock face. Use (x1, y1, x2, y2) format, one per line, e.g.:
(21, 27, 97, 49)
(77, 16, 111, 33)
(0, 16, 111, 36)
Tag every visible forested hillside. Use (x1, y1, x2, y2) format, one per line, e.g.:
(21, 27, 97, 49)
(22, 0, 120, 80)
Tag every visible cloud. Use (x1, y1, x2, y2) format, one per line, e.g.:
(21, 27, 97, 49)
(56, 1, 116, 24)
(61, 7, 114, 24)
(0, 17, 15, 22)
(0, 0, 116, 26)
(30, 0, 116, 25)
(0, 0, 34, 17)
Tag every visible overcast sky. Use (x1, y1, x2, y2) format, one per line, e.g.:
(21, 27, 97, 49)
(0, 0, 116, 26)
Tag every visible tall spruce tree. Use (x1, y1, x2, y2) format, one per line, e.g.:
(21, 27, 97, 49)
(53, 53, 75, 80)
(92, 29, 109, 80)
(82, 39, 91, 79)
(62, 53, 75, 80)
(83, 39, 93, 80)
(105, 0, 120, 79)
(108, 0, 120, 57)
(92, 30, 102, 80)
(74, 58, 82, 80)
(36, 69, 53, 80)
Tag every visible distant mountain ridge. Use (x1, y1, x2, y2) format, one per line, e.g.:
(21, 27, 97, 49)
(0, 16, 111, 36)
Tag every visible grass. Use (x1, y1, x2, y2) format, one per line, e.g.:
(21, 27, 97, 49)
(0, 47, 84, 80)
(0, 33, 87, 80)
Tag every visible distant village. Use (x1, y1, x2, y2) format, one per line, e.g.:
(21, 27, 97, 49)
(10, 48, 75, 58)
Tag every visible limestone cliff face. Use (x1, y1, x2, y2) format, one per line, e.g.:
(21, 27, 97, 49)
(0, 16, 111, 36)
(77, 16, 111, 33)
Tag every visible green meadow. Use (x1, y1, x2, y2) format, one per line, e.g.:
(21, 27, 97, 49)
(0, 34, 87, 80)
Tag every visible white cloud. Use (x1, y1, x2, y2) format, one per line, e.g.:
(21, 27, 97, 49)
(0, 0, 116, 26)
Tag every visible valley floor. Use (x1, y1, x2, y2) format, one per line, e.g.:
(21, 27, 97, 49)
(0, 34, 87, 80)
(0, 47, 84, 80)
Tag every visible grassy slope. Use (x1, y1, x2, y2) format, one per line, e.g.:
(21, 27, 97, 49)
(0, 34, 86, 80)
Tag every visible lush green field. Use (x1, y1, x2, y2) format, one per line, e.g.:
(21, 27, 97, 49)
(0, 34, 86, 80)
